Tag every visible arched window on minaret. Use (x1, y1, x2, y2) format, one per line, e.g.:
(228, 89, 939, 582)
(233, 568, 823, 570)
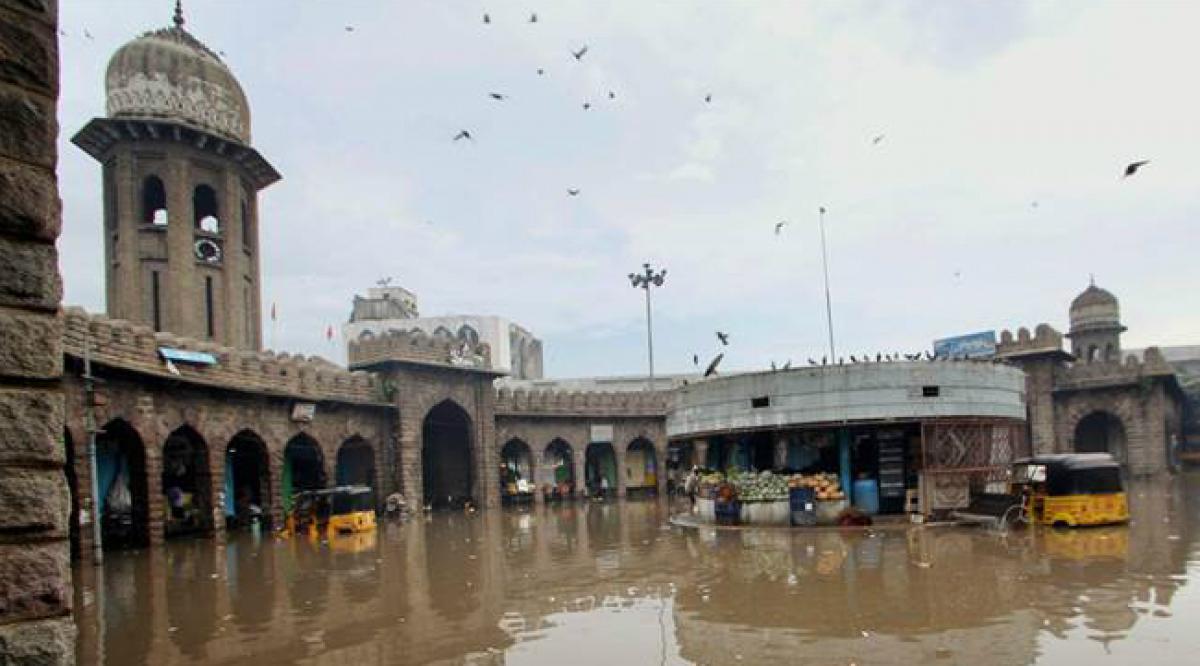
(142, 175, 167, 225)
(193, 184, 220, 233)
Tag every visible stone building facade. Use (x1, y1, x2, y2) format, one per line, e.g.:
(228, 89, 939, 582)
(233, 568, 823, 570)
(996, 284, 1185, 476)
(0, 0, 76, 662)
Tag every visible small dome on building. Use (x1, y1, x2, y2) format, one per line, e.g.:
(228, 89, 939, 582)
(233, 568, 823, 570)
(1069, 283, 1121, 333)
(105, 7, 250, 144)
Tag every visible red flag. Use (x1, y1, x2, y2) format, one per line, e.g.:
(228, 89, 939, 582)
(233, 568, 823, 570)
(270, 302, 277, 321)
(326, 325, 334, 341)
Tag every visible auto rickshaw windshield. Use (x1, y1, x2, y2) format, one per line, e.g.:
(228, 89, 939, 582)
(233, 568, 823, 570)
(332, 492, 374, 514)
(1013, 464, 1047, 484)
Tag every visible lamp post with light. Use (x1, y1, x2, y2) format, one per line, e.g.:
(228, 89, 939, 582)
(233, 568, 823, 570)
(628, 263, 666, 390)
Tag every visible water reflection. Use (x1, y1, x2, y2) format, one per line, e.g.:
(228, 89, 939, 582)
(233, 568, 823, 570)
(74, 476, 1200, 665)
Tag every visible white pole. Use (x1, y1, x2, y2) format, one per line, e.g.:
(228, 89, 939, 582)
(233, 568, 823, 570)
(819, 207, 836, 360)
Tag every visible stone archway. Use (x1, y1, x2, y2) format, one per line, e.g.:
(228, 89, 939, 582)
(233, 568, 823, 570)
(283, 433, 326, 513)
(162, 425, 213, 539)
(543, 438, 576, 500)
(226, 430, 271, 530)
(500, 438, 534, 502)
(422, 399, 474, 508)
(1074, 411, 1128, 464)
(585, 442, 617, 498)
(625, 438, 659, 496)
(336, 436, 376, 489)
(96, 418, 149, 549)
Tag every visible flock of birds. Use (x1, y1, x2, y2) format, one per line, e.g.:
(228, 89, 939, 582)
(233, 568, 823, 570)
(693, 328, 1010, 380)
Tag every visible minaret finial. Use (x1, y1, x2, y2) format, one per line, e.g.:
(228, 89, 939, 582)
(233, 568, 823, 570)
(173, 0, 185, 28)
(1089, 273, 1095, 287)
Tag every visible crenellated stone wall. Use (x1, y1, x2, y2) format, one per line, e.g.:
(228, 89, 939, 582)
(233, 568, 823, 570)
(348, 327, 492, 373)
(0, 1, 76, 661)
(494, 387, 671, 418)
(64, 307, 383, 405)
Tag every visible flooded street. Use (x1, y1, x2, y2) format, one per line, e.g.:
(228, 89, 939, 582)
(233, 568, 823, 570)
(74, 476, 1200, 665)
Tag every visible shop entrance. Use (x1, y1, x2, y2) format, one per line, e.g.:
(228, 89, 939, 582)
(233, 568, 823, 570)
(543, 439, 575, 500)
(625, 438, 658, 495)
(585, 442, 617, 497)
(422, 400, 474, 508)
(95, 419, 149, 549)
(161, 425, 213, 539)
(500, 439, 534, 502)
(283, 433, 325, 512)
(225, 430, 270, 530)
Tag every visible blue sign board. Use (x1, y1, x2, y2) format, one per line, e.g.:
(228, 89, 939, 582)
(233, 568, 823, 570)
(158, 347, 218, 366)
(933, 331, 996, 359)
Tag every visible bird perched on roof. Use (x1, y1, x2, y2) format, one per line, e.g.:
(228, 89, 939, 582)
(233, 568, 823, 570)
(771, 361, 777, 371)
(837, 357, 845, 365)
(808, 358, 817, 366)
(1123, 160, 1149, 178)
(716, 331, 729, 345)
(876, 353, 882, 362)
(704, 353, 724, 378)
(774, 221, 787, 235)
(850, 355, 858, 363)
(453, 130, 473, 141)
(821, 356, 827, 365)
(572, 45, 588, 60)
(782, 360, 792, 370)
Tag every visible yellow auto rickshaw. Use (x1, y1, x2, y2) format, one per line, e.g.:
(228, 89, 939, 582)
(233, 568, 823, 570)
(286, 485, 377, 538)
(1011, 454, 1129, 527)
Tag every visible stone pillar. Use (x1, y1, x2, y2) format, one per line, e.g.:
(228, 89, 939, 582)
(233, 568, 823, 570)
(774, 434, 788, 469)
(165, 155, 195, 337)
(474, 378, 499, 508)
(208, 431, 227, 543)
(110, 150, 139, 320)
(693, 439, 709, 469)
(267, 445, 284, 529)
(615, 446, 627, 499)
(0, 0, 76, 660)
(573, 450, 586, 499)
(654, 440, 669, 497)
(220, 168, 244, 347)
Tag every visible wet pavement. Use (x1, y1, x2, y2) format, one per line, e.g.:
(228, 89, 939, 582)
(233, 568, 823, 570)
(74, 474, 1200, 665)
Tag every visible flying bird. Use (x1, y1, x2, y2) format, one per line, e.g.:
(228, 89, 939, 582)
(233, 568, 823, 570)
(704, 93, 712, 103)
(529, 13, 538, 23)
(704, 353, 724, 378)
(489, 92, 507, 100)
(608, 91, 616, 99)
(716, 331, 729, 345)
(537, 68, 545, 76)
(84, 29, 94, 40)
(582, 102, 591, 110)
(453, 130, 473, 141)
(567, 188, 580, 196)
(572, 45, 588, 60)
(1123, 160, 1149, 178)
(872, 134, 885, 145)
(693, 354, 699, 366)
(774, 221, 788, 235)
(344, 25, 355, 32)
(483, 13, 491, 24)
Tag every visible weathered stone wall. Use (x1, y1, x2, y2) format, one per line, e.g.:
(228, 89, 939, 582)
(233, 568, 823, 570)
(0, 0, 76, 661)
(62, 367, 394, 554)
(64, 307, 380, 404)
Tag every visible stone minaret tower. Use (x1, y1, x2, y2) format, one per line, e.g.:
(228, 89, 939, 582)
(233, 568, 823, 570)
(72, 3, 279, 349)
(1066, 280, 1125, 363)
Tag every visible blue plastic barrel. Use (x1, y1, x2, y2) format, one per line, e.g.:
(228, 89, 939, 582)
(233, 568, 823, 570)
(852, 479, 880, 515)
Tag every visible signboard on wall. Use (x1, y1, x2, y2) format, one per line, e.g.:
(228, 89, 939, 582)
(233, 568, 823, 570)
(590, 424, 614, 443)
(291, 402, 316, 423)
(933, 331, 996, 359)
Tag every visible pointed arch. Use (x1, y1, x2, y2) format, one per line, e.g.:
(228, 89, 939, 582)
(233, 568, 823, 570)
(336, 436, 376, 489)
(422, 399, 474, 508)
(95, 418, 149, 549)
(543, 438, 576, 500)
(283, 432, 326, 512)
(162, 424, 213, 538)
(226, 429, 270, 530)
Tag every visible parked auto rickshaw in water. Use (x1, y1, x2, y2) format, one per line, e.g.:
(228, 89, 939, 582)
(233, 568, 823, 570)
(285, 485, 377, 538)
(1010, 453, 1129, 527)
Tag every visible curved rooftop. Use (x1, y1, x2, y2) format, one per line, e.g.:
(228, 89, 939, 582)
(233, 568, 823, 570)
(667, 362, 1025, 439)
(1069, 283, 1122, 334)
(105, 6, 250, 144)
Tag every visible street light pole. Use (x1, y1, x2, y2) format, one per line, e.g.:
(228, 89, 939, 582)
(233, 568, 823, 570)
(818, 206, 836, 360)
(628, 263, 666, 391)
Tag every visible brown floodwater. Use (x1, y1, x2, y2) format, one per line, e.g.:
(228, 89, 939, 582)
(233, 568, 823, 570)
(73, 474, 1200, 665)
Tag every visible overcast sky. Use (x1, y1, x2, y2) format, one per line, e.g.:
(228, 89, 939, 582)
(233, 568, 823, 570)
(56, 1, 1199, 377)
